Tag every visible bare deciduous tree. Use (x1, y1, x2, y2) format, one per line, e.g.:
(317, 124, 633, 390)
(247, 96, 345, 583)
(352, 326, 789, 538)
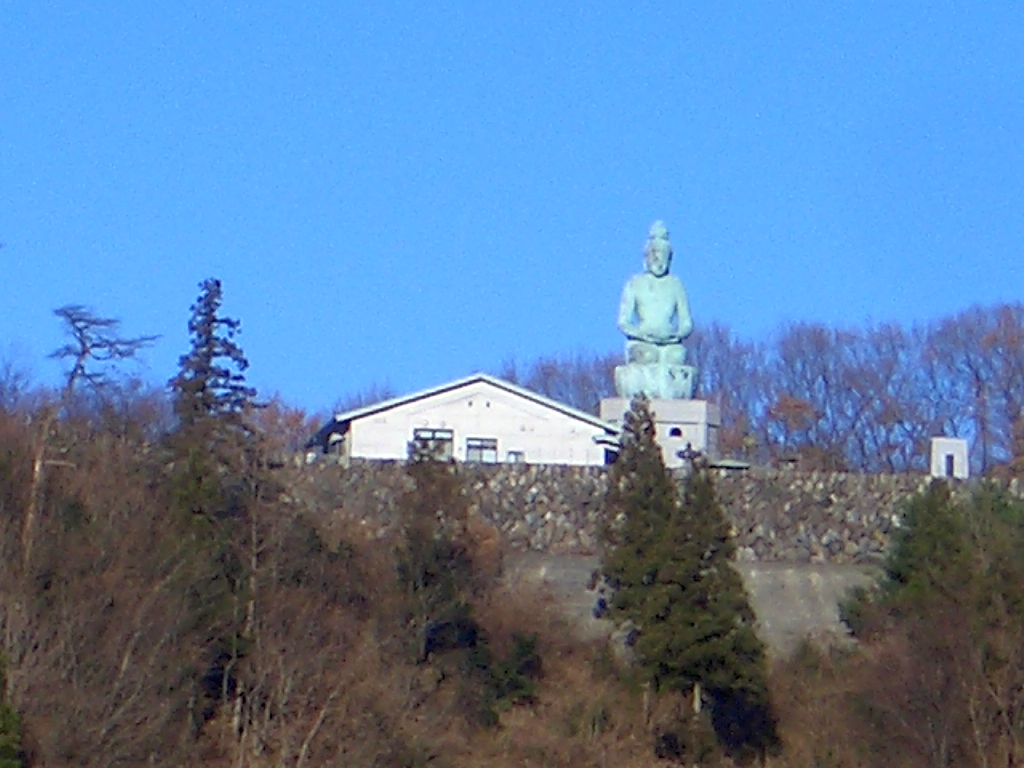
(23, 306, 156, 567)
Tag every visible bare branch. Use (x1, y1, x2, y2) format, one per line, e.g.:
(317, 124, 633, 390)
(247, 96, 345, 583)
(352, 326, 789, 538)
(50, 305, 159, 396)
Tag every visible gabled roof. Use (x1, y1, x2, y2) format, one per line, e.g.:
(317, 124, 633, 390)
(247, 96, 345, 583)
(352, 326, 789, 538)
(331, 372, 618, 433)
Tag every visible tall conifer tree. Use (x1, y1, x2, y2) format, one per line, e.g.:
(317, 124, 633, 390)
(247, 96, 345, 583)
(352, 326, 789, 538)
(166, 279, 263, 736)
(170, 278, 257, 443)
(168, 278, 260, 517)
(602, 398, 777, 759)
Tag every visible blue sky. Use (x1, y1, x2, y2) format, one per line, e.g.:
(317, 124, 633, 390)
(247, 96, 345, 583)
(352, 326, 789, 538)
(3, 2, 1023, 413)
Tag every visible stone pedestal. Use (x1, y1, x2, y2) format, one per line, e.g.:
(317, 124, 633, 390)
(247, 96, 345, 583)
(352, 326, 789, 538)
(600, 398, 720, 468)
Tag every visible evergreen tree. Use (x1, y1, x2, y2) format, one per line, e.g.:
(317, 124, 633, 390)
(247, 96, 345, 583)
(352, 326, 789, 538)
(844, 482, 1024, 765)
(601, 398, 777, 760)
(396, 444, 476, 663)
(394, 445, 541, 725)
(855, 479, 1024, 633)
(170, 278, 257, 444)
(843, 480, 1001, 636)
(168, 278, 260, 516)
(883, 480, 975, 605)
(165, 278, 263, 741)
(394, 446, 498, 724)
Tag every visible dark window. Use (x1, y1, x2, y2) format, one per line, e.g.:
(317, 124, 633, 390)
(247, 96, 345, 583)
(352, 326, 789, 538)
(466, 437, 498, 463)
(945, 453, 955, 477)
(411, 428, 454, 460)
(669, 427, 683, 438)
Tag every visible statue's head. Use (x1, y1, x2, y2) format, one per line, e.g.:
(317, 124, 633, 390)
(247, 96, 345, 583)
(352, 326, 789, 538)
(644, 220, 672, 277)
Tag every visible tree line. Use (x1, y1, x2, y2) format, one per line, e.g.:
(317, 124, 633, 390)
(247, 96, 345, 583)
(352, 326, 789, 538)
(500, 302, 1024, 474)
(0, 279, 775, 765)
(2, 283, 1023, 766)
(0, 286, 782, 766)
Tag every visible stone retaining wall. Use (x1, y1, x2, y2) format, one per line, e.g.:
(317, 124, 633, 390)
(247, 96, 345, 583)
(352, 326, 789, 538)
(716, 467, 929, 564)
(285, 460, 1011, 564)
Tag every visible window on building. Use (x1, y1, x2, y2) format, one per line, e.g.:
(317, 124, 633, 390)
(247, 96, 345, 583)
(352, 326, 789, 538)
(669, 427, 683, 438)
(411, 428, 454, 460)
(506, 450, 525, 464)
(945, 453, 955, 478)
(466, 437, 498, 463)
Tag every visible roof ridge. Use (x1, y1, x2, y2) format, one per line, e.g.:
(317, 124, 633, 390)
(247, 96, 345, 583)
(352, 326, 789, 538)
(329, 372, 616, 432)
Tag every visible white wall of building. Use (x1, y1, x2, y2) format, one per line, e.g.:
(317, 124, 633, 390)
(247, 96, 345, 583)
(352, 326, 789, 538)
(599, 397, 721, 468)
(345, 379, 609, 466)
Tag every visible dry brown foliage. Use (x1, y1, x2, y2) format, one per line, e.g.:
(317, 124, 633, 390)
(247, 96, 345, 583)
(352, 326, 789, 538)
(8, 379, 1024, 767)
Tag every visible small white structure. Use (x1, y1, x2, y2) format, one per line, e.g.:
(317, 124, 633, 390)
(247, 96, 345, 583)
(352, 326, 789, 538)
(310, 373, 619, 466)
(930, 437, 969, 479)
(600, 397, 720, 469)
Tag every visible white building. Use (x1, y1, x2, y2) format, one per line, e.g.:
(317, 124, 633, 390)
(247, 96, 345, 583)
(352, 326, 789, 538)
(309, 373, 619, 466)
(930, 436, 969, 479)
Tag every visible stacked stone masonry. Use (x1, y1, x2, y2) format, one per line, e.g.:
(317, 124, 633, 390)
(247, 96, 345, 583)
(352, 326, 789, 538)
(285, 460, 1021, 564)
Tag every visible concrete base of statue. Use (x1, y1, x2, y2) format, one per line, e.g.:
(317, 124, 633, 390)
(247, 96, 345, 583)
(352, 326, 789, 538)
(600, 397, 720, 469)
(614, 363, 696, 400)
